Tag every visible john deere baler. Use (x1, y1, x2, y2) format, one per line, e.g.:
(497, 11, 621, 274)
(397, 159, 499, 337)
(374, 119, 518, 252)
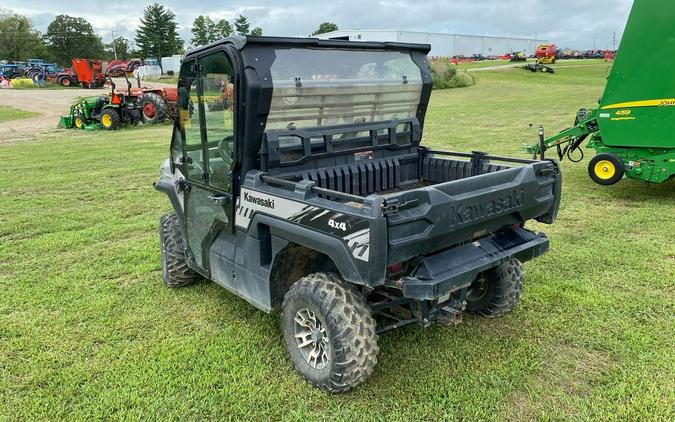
(527, 0, 675, 185)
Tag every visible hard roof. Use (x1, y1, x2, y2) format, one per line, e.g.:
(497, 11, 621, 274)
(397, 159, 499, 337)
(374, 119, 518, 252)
(183, 35, 431, 60)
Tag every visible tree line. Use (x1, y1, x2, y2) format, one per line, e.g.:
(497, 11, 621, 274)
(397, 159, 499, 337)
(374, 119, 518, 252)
(1, 4, 339, 66)
(190, 14, 262, 46)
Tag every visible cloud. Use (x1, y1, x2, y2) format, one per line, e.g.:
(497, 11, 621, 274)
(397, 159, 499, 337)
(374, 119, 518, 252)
(3, 0, 632, 50)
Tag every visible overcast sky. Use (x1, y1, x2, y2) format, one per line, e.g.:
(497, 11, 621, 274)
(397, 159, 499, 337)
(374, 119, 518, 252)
(3, 0, 632, 50)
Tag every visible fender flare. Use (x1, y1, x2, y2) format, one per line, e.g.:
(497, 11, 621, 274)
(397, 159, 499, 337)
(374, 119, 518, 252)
(154, 178, 184, 225)
(248, 213, 366, 285)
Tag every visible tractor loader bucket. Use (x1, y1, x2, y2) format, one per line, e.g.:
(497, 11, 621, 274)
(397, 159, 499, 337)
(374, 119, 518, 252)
(59, 115, 73, 128)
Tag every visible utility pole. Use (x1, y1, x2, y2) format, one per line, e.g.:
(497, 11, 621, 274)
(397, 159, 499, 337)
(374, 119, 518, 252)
(612, 31, 617, 50)
(534, 32, 537, 53)
(112, 30, 118, 60)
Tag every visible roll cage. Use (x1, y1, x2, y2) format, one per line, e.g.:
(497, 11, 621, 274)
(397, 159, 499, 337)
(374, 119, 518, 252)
(170, 36, 433, 215)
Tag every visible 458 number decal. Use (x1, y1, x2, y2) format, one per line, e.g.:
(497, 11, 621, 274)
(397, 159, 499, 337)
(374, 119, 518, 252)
(328, 219, 348, 232)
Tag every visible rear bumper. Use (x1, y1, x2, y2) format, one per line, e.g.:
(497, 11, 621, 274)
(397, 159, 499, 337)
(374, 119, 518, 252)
(396, 228, 548, 300)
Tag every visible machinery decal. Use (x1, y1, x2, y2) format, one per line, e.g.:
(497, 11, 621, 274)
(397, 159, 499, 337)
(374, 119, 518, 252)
(343, 229, 370, 262)
(235, 189, 371, 261)
(235, 188, 314, 229)
(601, 98, 675, 109)
(288, 206, 369, 238)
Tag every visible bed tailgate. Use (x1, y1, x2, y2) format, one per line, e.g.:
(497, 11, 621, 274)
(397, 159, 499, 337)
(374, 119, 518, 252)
(384, 160, 560, 263)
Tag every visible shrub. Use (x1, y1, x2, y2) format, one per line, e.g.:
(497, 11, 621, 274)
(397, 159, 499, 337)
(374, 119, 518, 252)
(449, 71, 476, 88)
(429, 59, 476, 90)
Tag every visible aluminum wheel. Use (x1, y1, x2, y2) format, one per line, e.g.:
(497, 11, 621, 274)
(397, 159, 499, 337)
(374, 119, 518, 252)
(293, 308, 329, 369)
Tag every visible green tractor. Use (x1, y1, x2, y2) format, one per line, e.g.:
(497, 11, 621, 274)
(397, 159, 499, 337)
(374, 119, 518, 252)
(526, 0, 675, 185)
(59, 76, 141, 130)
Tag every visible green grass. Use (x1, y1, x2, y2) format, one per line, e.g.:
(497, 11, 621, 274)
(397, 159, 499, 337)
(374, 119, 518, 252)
(1, 64, 674, 420)
(0, 105, 39, 122)
(455, 59, 510, 69)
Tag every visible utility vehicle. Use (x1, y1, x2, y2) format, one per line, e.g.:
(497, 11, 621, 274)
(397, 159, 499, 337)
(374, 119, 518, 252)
(155, 36, 562, 392)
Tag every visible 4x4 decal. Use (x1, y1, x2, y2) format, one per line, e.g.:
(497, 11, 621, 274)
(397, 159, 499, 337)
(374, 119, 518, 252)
(235, 188, 370, 261)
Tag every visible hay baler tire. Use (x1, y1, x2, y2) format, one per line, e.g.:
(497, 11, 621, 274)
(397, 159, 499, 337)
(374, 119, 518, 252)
(588, 153, 624, 185)
(140, 92, 168, 124)
(100, 109, 120, 131)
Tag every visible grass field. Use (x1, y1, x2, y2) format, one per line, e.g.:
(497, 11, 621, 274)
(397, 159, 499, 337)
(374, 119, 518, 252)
(0, 105, 39, 122)
(455, 59, 511, 69)
(1, 62, 673, 420)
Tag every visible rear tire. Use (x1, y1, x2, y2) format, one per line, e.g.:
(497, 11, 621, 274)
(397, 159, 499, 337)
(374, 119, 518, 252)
(140, 92, 168, 124)
(588, 153, 624, 185)
(466, 259, 523, 317)
(100, 109, 120, 130)
(58, 76, 72, 87)
(159, 212, 200, 288)
(281, 272, 379, 393)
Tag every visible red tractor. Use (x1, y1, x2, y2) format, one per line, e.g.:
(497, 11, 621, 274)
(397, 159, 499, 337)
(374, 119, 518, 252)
(128, 87, 178, 124)
(56, 59, 107, 88)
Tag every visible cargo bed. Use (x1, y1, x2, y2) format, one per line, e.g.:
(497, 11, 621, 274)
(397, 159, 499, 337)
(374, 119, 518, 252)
(262, 140, 561, 267)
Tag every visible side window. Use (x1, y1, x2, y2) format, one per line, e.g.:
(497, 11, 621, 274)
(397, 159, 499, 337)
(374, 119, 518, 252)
(177, 53, 235, 190)
(200, 52, 235, 190)
(177, 60, 203, 181)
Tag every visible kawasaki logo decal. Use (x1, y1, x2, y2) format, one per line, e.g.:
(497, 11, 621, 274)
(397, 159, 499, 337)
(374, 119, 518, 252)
(244, 191, 275, 209)
(450, 189, 524, 225)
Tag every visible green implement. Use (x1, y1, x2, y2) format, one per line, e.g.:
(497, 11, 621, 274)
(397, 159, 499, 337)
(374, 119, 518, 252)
(526, 0, 675, 184)
(58, 76, 141, 131)
(59, 96, 100, 130)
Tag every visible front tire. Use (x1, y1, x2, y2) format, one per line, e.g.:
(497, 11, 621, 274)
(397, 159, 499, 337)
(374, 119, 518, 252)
(282, 273, 379, 393)
(159, 212, 200, 288)
(466, 259, 523, 317)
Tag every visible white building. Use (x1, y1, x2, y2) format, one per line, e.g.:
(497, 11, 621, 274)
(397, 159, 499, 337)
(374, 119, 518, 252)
(316, 30, 543, 57)
(161, 55, 182, 75)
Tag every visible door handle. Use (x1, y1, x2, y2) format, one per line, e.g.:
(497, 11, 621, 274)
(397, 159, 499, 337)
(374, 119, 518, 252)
(208, 195, 231, 205)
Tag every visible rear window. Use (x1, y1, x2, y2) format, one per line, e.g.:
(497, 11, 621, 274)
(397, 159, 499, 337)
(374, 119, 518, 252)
(267, 48, 423, 131)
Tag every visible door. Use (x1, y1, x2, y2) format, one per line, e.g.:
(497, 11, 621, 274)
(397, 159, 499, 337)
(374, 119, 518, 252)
(176, 51, 237, 283)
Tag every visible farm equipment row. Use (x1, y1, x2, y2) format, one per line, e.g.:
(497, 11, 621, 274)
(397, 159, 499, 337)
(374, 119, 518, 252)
(1, 58, 148, 88)
(59, 75, 177, 130)
(0, 59, 63, 84)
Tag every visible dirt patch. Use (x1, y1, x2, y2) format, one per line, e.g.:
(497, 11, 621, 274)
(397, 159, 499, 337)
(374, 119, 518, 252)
(0, 79, 174, 144)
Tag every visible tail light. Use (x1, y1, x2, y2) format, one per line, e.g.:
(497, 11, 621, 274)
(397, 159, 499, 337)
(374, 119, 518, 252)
(387, 262, 403, 274)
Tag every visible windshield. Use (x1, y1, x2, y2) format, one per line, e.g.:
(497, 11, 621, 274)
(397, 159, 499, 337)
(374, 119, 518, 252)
(268, 48, 423, 130)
